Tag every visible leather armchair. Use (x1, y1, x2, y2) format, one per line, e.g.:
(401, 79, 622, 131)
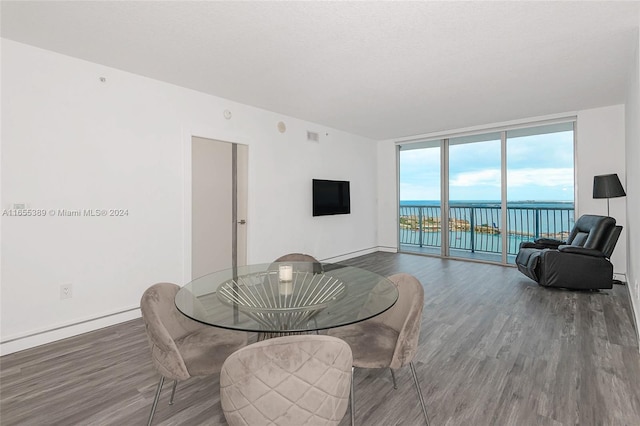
(515, 215, 622, 290)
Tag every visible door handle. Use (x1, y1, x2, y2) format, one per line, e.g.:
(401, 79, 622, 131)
(238, 220, 247, 225)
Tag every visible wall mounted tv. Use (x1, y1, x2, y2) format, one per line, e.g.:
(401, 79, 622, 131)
(312, 179, 351, 216)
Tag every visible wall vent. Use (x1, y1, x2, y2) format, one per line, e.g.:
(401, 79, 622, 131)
(307, 131, 320, 143)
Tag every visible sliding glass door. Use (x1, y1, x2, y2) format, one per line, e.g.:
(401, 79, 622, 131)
(399, 141, 441, 256)
(448, 133, 502, 262)
(398, 121, 575, 265)
(505, 123, 575, 263)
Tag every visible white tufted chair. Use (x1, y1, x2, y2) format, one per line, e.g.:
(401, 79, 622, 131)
(220, 335, 353, 426)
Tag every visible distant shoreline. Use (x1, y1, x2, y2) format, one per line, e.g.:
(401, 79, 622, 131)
(400, 200, 574, 208)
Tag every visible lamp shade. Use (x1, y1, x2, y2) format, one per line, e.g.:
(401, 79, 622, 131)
(593, 174, 626, 199)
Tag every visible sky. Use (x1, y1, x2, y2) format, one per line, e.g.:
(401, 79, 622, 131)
(399, 130, 574, 202)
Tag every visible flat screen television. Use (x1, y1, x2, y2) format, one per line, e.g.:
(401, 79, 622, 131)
(312, 179, 350, 216)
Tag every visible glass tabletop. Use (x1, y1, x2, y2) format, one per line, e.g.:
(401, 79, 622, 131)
(175, 262, 399, 333)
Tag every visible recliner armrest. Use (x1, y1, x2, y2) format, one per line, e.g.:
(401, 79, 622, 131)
(519, 242, 539, 249)
(557, 245, 606, 258)
(533, 238, 565, 249)
(519, 238, 564, 250)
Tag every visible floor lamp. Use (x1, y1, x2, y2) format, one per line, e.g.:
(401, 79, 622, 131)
(593, 173, 626, 285)
(593, 173, 626, 217)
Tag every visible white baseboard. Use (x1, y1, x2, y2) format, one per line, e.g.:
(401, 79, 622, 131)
(614, 272, 627, 283)
(320, 246, 397, 263)
(320, 247, 378, 263)
(0, 307, 141, 356)
(377, 246, 398, 253)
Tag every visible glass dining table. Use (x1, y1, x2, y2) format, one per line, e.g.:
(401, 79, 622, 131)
(175, 261, 398, 339)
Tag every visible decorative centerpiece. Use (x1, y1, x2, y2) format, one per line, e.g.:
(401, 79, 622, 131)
(217, 269, 346, 312)
(215, 268, 347, 334)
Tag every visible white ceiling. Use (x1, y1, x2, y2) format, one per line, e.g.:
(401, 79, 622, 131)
(2, 1, 639, 140)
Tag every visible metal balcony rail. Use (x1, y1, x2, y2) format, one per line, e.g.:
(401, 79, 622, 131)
(399, 203, 575, 255)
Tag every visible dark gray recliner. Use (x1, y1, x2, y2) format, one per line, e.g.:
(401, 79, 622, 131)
(515, 214, 622, 290)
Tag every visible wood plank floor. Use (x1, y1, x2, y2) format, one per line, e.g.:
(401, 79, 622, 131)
(2, 252, 639, 425)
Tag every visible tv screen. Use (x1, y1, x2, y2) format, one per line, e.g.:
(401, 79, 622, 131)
(312, 179, 350, 216)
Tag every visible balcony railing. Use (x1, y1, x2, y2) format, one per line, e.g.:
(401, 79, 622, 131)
(399, 203, 574, 255)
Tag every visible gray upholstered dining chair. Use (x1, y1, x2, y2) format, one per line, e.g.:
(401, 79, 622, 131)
(274, 253, 320, 263)
(140, 282, 247, 426)
(271, 253, 323, 335)
(273, 253, 323, 273)
(220, 335, 353, 426)
(328, 273, 430, 425)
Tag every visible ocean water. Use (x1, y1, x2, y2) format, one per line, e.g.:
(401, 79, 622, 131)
(399, 200, 575, 255)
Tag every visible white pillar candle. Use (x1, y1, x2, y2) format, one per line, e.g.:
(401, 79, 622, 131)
(278, 265, 293, 282)
(278, 265, 293, 296)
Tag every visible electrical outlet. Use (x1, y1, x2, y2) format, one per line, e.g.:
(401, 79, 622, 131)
(60, 284, 72, 300)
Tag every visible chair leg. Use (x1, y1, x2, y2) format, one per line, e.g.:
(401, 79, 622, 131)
(409, 362, 430, 426)
(147, 376, 165, 426)
(169, 380, 178, 405)
(350, 367, 355, 426)
(389, 368, 397, 389)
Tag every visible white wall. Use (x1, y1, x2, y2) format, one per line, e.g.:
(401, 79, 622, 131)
(377, 140, 398, 251)
(576, 104, 627, 276)
(624, 24, 640, 340)
(0, 39, 379, 354)
(377, 107, 628, 275)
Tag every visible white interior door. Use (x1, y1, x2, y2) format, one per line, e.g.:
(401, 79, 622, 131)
(191, 137, 247, 279)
